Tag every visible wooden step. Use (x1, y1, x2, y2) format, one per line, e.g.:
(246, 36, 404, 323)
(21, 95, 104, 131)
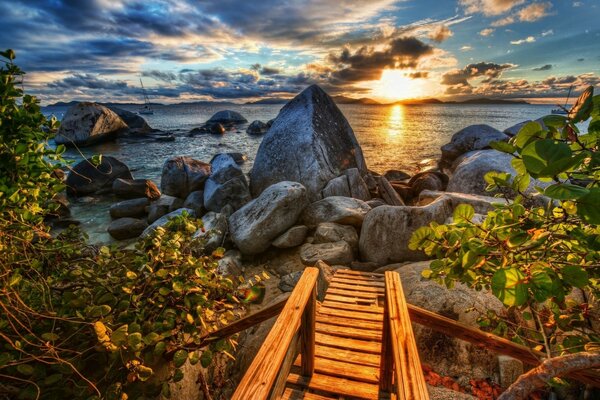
(316, 322, 382, 341)
(335, 269, 384, 279)
(324, 293, 377, 305)
(294, 354, 380, 384)
(315, 332, 381, 354)
(318, 306, 384, 322)
(281, 387, 336, 400)
(329, 281, 385, 294)
(287, 370, 382, 399)
(326, 287, 381, 300)
(315, 344, 381, 367)
(316, 313, 382, 331)
(323, 300, 384, 314)
(331, 276, 386, 288)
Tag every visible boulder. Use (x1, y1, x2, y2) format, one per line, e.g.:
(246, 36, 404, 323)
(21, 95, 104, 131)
(250, 85, 368, 201)
(141, 208, 195, 238)
(394, 261, 505, 380)
(359, 196, 454, 264)
(193, 211, 228, 253)
(229, 182, 309, 255)
(55, 102, 127, 146)
(107, 106, 152, 134)
(204, 154, 251, 212)
(210, 152, 247, 165)
(278, 271, 303, 292)
(112, 178, 161, 200)
(183, 190, 205, 216)
(313, 222, 358, 251)
(322, 175, 351, 198)
(408, 171, 447, 197)
(272, 225, 309, 249)
(210, 123, 226, 135)
(246, 120, 269, 135)
(384, 170, 411, 182)
(217, 250, 243, 277)
(366, 198, 386, 209)
(147, 195, 184, 223)
(390, 182, 413, 202)
(440, 124, 509, 169)
(300, 241, 354, 266)
(504, 120, 531, 137)
(376, 176, 405, 206)
(109, 198, 149, 219)
(66, 156, 132, 196)
(301, 196, 370, 228)
(161, 156, 211, 199)
(344, 168, 371, 201)
(107, 217, 148, 240)
(418, 190, 509, 213)
(207, 110, 247, 124)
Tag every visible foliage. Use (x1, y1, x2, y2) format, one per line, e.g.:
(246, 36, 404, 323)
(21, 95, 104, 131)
(410, 87, 600, 358)
(0, 50, 241, 399)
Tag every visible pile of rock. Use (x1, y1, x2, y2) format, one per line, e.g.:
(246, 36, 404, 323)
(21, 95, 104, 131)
(189, 110, 247, 135)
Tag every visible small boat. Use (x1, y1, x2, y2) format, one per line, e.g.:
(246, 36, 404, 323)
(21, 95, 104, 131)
(551, 86, 572, 115)
(138, 78, 154, 115)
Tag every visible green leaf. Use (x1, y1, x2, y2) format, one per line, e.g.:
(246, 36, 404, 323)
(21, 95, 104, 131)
(127, 332, 143, 349)
(490, 140, 516, 154)
(491, 268, 528, 307)
(111, 325, 128, 346)
(43, 374, 63, 386)
(201, 349, 213, 368)
(562, 265, 588, 288)
(17, 364, 34, 376)
(453, 204, 475, 223)
(521, 139, 572, 177)
(544, 183, 589, 200)
(408, 226, 434, 250)
(41, 332, 59, 341)
(569, 86, 594, 123)
(173, 368, 184, 382)
(577, 188, 600, 224)
(137, 365, 154, 381)
(513, 121, 544, 149)
(542, 114, 567, 129)
(173, 349, 188, 368)
(154, 341, 166, 356)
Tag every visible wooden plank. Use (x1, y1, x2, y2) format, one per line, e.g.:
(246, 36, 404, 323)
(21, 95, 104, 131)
(407, 303, 600, 388)
(316, 313, 382, 331)
(281, 387, 335, 400)
(334, 269, 384, 279)
(326, 287, 380, 299)
(384, 271, 429, 400)
(301, 282, 316, 376)
(315, 332, 381, 354)
(316, 322, 382, 341)
(329, 281, 385, 294)
(294, 354, 380, 384)
(232, 268, 319, 400)
(324, 293, 376, 305)
(323, 300, 384, 314)
(270, 332, 300, 400)
(318, 306, 384, 322)
(287, 371, 381, 399)
(379, 294, 393, 393)
(315, 344, 381, 367)
(331, 276, 386, 288)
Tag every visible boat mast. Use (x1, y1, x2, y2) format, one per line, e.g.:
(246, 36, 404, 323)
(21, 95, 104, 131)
(140, 78, 151, 106)
(564, 85, 573, 108)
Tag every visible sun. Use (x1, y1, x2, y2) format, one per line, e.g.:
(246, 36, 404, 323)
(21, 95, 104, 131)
(372, 69, 427, 101)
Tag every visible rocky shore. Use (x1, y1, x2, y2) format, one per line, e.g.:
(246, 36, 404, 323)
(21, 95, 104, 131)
(53, 84, 553, 397)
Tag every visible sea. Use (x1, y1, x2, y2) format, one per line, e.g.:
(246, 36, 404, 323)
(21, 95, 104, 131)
(41, 102, 575, 243)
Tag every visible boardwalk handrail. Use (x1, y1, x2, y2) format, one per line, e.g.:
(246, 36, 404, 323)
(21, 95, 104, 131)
(232, 267, 318, 400)
(380, 271, 430, 399)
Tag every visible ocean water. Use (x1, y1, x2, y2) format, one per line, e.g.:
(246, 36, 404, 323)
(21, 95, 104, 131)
(42, 102, 569, 242)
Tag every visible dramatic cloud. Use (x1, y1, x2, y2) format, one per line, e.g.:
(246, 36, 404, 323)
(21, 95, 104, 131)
(408, 71, 429, 79)
(460, 0, 525, 16)
(533, 64, 552, 71)
(511, 36, 536, 45)
(441, 61, 515, 93)
(428, 25, 454, 43)
(518, 2, 552, 22)
(471, 73, 600, 98)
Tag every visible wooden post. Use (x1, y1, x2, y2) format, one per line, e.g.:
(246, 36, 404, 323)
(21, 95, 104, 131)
(301, 278, 316, 376)
(379, 293, 394, 392)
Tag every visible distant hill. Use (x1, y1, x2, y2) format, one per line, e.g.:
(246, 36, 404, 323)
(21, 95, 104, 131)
(245, 98, 289, 105)
(393, 98, 444, 105)
(45, 100, 166, 107)
(449, 98, 530, 105)
(331, 96, 381, 105)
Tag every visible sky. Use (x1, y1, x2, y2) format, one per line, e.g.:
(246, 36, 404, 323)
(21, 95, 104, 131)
(1, 0, 599, 104)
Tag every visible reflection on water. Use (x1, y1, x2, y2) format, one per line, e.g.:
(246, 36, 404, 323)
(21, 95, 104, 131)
(386, 105, 404, 138)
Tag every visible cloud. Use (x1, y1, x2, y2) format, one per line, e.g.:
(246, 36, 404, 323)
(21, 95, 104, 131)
(510, 36, 536, 45)
(441, 62, 515, 93)
(541, 29, 554, 36)
(428, 25, 453, 43)
(460, 45, 473, 51)
(573, 1, 583, 6)
(491, 15, 515, 26)
(479, 28, 495, 36)
(533, 64, 552, 71)
(459, 0, 525, 16)
(408, 71, 429, 79)
(517, 2, 552, 22)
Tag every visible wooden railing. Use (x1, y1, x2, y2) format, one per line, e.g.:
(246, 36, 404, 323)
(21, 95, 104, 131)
(231, 267, 319, 400)
(380, 271, 430, 400)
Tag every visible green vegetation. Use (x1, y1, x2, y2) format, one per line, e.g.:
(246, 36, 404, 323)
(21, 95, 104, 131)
(411, 87, 600, 362)
(1, 51, 240, 399)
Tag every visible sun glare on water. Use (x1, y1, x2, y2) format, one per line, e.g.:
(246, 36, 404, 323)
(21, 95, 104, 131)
(373, 69, 426, 101)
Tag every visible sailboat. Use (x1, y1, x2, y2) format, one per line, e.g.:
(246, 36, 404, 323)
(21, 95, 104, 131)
(551, 86, 572, 115)
(138, 78, 154, 115)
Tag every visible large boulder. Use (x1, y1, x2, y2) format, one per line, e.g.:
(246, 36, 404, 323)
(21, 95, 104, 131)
(229, 182, 309, 255)
(301, 196, 371, 228)
(107, 106, 152, 134)
(147, 195, 184, 223)
(408, 171, 447, 197)
(207, 110, 247, 124)
(109, 198, 149, 219)
(66, 156, 132, 196)
(246, 120, 269, 135)
(359, 196, 454, 264)
(313, 222, 359, 251)
(250, 85, 368, 201)
(440, 124, 509, 169)
(107, 217, 148, 240)
(299, 241, 354, 266)
(321, 175, 351, 198)
(55, 102, 127, 146)
(203, 154, 251, 212)
(161, 156, 211, 199)
(112, 178, 161, 200)
(272, 225, 309, 249)
(183, 190, 205, 216)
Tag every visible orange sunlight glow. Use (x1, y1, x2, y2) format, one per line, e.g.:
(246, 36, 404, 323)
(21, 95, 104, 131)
(373, 69, 427, 101)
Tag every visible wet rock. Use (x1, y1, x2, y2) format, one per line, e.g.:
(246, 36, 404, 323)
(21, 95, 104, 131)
(300, 241, 354, 266)
(376, 176, 405, 206)
(112, 178, 161, 200)
(384, 170, 411, 182)
(55, 102, 127, 146)
(161, 156, 211, 199)
(182, 190, 205, 216)
(246, 120, 269, 135)
(210, 123, 226, 135)
(146, 195, 184, 223)
(313, 222, 358, 251)
(207, 110, 247, 124)
(322, 175, 351, 198)
(278, 271, 303, 292)
(440, 124, 509, 169)
(229, 182, 309, 255)
(250, 85, 368, 201)
(193, 211, 229, 253)
(108, 217, 148, 240)
(66, 156, 132, 196)
(272, 225, 309, 249)
(301, 196, 371, 228)
(109, 198, 149, 219)
(141, 208, 195, 238)
(107, 106, 152, 134)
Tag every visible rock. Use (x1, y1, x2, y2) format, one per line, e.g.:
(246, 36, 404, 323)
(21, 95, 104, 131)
(182, 190, 205, 216)
(112, 178, 161, 200)
(313, 222, 358, 251)
(278, 271, 303, 292)
(107, 106, 152, 134)
(161, 156, 211, 199)
(408, 171, 446, 197)
(313, 260, 337, 300)
(210, 123, 226, 134)
(229, 182, 309, 255)
(376, 176, 405, 206)
(141, 208, 195, 238)
(250, 85, 368, 201)
(363, 173, 378, 194)
(384, 170, 411, 182)
(108, 217, 148, 240)
(359, 196, 454, 264)
(109, 198, 149, 219)
(498, 356, 523, 390)
(272, 225, 309, 249)
(300, 241, 354, 266)
(418, 190, 509, 213)
(301, 196, 371, 228)
(207, 110, 247, 124)
(217, 250, 243, 277)
(322, 175, 351, 198)
(504, 120, 531, 137)
(66, 156, 132, 196)
(210, 152, 247, 165)
(344, 168, 371, 201)
(147, 195, 184, 223)
(440, 124, 509, 169)
(204, 154, 251, 212)
(55, 102, 127, 146)
(246, 120, 269, 135)
(395, 261, 505, 380)
(349, 261, 380, 272)
(193, 211, 229, 253)
(366, 198, 386, 209)
(390, 182, 413, 202)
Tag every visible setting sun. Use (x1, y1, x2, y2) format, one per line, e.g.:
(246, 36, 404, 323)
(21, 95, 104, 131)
(372, 69, 428, 101)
